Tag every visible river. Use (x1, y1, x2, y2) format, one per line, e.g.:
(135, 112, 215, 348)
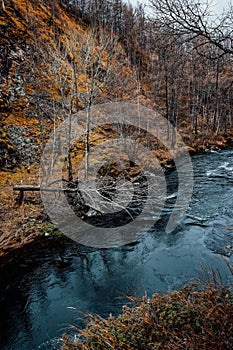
(0, 149, 233, 349)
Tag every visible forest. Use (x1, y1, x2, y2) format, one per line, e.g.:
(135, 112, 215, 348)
(0, 0, 233, 349)
(1, 0, 233, 170)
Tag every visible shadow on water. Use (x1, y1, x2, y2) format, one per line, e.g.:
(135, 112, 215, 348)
(0, 149, 233, 349)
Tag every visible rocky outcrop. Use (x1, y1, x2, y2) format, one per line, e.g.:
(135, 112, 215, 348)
(0, 124, 41, 169)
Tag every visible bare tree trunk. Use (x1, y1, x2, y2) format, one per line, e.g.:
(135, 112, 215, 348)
(67, 113, 73, 182)
(85, 106, 90, 182)
(212, 59, 220, 133)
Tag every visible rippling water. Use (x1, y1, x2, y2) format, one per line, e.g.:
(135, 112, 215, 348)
(0, 149, 233, 350)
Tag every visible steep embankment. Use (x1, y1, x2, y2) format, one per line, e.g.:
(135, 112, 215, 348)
(0, 0, 135, 169)
(0, 0, 72, 168)
(0, 0, 136, 258)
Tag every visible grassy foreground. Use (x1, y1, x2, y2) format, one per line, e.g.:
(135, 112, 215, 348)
(62, 282, 233, 350)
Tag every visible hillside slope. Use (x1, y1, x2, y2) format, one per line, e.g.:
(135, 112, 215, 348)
(0, 0, 137, 257)
(0, 0, 136, 170)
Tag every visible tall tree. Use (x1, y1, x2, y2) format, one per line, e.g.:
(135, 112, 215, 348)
(149, 0, 233, 57)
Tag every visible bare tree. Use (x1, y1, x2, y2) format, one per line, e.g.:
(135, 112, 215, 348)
(41, 25, 135, 183)
(149, 0, 233, 58)
(72, 28, 136, 180)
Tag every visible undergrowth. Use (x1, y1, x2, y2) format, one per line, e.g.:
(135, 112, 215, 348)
(62, 282, 233, 350)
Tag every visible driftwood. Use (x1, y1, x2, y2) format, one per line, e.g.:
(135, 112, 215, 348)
(13, 185, 79, 205)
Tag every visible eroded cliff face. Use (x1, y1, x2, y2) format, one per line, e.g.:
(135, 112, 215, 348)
(1, 2, 28, 167)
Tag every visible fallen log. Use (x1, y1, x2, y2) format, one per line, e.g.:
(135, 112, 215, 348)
(13, 185, 78, 205)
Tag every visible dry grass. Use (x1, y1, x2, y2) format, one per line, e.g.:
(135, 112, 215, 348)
(62, 282, 233, 350)
(0, 166, 45, 258)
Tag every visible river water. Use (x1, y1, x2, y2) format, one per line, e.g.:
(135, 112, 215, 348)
(0, 149, 233, 349)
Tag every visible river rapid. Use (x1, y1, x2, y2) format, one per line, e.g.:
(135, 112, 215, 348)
(0, 149, 233, 349)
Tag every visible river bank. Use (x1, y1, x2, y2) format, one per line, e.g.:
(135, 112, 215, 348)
(0, 134, 233, 266)
(62, 282, 233, 350)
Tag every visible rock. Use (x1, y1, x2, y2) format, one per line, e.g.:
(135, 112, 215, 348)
(86, 208, 102, 217)
(0, 125, 40, 168)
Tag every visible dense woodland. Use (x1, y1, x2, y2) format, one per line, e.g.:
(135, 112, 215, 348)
(55, 0, 233, 136)
(47, 0, 232, 134)
(1, 0, 233, 171)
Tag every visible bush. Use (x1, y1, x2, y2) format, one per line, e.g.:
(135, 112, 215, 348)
(62, 283, 233, 349)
